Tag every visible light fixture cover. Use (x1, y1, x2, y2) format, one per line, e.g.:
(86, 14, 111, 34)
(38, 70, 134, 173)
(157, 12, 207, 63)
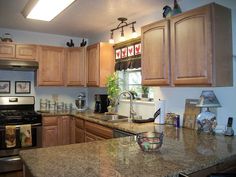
(22, 0, 75, 21)
(196, 90, 221, 108)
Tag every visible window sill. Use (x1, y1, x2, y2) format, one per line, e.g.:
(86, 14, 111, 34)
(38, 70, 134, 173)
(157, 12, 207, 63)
(119, 99, 155, 105)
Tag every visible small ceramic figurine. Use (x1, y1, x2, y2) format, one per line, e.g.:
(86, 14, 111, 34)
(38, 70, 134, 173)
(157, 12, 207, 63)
(163, 5, 172, 18)
(80, 38, 87, 47)
(66, 39, 74, 47)
(172, 0, 182, 16)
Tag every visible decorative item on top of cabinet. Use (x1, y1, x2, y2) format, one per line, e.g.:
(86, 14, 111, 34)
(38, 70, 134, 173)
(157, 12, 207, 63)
(37, 46, 65, 86)
(86, 42, 114, 87)
(141, 19, 170, 86)
(171, 3, 232, 86)
(65, 47, 85, 86)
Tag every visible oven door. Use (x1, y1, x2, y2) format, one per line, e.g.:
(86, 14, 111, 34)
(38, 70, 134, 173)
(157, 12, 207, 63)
(0, 124, 42, 173)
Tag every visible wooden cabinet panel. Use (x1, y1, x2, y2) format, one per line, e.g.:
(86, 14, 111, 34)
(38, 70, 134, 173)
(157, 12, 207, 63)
(170, 3, 232, 86)
(70, 117, 75, 144)
(75, 127, 85, 143)
(86, 44, 99, 86)
(65, 47, 85, 86)
(85, 132, 105, 142)
(0, 43, 15, 58)
(59, 116, 70, 145)
(75, 118, 84, 129)
(42, 125, 58, 147)
(15, 44, 37, 60)
(86, 43, 114, 87)
(141, 20, 170, 86)
(37, 46, 65, 86)
(42, 116, 58, 126)
(85, 121, 113, 139)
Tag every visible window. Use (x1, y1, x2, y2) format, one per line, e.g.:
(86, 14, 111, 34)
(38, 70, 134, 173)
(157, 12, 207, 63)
(117, 69, 153, 100)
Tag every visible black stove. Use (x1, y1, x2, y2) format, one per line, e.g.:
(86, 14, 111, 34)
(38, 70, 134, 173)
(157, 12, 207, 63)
(0, 96, 42, 126)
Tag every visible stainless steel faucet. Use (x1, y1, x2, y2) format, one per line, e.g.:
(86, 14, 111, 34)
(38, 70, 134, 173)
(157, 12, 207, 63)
(115, 90, 136, 122)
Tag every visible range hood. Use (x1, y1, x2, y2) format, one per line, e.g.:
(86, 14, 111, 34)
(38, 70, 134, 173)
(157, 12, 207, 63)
(0, 59, 39, 71)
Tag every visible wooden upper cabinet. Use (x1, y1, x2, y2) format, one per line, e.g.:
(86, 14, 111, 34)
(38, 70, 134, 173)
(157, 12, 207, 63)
(0, 43, 37, 60)
(37, 46, 65, 86)
(0, 43, 15, 58)
(15, 44, 37, 60)
(171, 3, 232, 86)
(65, 47, 85, 86)
(86, 43, 114, 87)
(141, 20, 170, 86)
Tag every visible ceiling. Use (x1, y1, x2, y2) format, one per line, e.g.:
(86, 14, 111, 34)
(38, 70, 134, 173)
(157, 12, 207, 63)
(0, 0, 173, 39)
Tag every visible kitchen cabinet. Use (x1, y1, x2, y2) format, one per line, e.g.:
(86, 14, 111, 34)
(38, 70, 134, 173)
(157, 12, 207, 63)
(86, 42, 114, 87)
(141, 3, 232, 86)
(141, 20, 170, 86)
(171, 3, 232, 86)
(65, 47, 86, 86)
(75, 118, 85, 143)
(58, 116, 70, 145)
(84, 121, 113, 141)
(37, 46, 65, 86)
(74, 117, 113, 143)
(42, 116, 74, 147)
(0, 43, 37, 60)
(42, 116, 59, 147)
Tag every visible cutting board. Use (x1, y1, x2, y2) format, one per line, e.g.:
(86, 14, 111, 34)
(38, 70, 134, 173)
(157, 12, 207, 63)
(183, 99, 201, 129)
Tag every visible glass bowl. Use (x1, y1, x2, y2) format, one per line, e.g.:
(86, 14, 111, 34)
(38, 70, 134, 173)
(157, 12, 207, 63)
(136, 132, 164, 152)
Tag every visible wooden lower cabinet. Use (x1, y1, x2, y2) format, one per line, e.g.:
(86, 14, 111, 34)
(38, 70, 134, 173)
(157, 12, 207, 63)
(75, 127, 85, 143)
(42, 116, 74, 147)
(75, 117, 113, 143)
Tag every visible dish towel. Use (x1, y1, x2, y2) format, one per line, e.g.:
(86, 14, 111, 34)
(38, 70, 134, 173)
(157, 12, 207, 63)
(5, 125, 17, 148)
(20, 124, 32, 147)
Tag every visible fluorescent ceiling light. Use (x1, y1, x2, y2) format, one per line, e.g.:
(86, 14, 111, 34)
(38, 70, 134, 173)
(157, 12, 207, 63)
(22, 0, 76, 21)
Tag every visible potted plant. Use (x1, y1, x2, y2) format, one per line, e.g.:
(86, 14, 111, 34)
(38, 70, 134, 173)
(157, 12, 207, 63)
(141, 86, 149, 98)
(106, 72, 120, 113)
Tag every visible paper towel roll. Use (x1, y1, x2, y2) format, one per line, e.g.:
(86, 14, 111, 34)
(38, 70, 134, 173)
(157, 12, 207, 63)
(154, 99, 166, 124)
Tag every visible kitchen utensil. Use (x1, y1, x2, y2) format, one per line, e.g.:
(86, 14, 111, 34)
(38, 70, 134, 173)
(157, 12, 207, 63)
(75, 92, 87, 112)
(137, 132, 163, 152)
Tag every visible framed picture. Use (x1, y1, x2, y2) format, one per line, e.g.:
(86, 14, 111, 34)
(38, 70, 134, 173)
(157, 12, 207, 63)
(121, 47, 127, 58)
(128, 45, 134, 57)
(135, 43, 141, 55)
(0, 81, 10, 94)
(15, 81, 31, 94)
(115, 49, 121, 59)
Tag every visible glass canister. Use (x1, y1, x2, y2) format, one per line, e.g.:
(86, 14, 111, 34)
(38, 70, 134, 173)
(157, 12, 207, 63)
(40, 99, 48, 111)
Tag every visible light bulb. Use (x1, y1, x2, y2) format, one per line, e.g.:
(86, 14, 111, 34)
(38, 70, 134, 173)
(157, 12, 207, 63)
(132, 31, 138, 38)
(109, 38, 114, 44)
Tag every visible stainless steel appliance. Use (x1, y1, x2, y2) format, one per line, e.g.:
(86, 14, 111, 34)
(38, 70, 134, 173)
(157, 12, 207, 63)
(0, 96, 42, 174)
(94, 94, 109, 113)
(75, 92, 87, 112)
(113, 129, 135, 138)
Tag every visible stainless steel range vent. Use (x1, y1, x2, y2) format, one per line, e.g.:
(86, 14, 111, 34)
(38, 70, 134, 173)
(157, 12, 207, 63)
(0, 59, 39, 71)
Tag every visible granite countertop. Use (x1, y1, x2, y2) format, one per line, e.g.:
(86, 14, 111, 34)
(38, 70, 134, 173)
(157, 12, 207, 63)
(20, 120, 236, 177)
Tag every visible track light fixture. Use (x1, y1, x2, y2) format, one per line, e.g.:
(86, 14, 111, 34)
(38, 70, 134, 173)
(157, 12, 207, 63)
(109, 17, 137, 44)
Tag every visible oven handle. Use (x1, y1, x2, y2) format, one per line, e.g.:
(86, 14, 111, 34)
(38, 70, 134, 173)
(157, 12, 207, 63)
(0, 156, 21, 162)
(0, 123, 42, 129)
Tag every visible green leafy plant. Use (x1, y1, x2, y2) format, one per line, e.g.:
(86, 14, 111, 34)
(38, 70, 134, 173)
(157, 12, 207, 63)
(106, 72, 120, 108)
(141, 86, 149, 98)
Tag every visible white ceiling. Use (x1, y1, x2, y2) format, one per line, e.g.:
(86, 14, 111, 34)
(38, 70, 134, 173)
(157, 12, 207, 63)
(0, 0, 173, 39)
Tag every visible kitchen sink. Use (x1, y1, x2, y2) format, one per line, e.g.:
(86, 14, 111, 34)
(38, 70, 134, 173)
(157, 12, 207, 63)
(102, 114, 128, 122)
(89, 114, 128, 122)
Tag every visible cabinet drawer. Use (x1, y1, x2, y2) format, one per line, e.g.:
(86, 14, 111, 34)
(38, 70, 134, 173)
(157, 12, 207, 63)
(75, 118, 84, 129)
(43, 117, 58, 126)
(75, 127, 85, 143)
(85, 121, 113, 139)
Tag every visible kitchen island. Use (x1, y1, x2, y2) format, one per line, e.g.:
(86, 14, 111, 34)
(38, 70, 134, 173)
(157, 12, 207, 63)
(20, 124, 236, 177)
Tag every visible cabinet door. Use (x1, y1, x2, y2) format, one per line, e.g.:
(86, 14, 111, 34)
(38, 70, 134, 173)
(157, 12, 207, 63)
(66, 48, 85, 86)
(70, 117, 75, 144)
(37, 46, 65, 86)
(85, 121, 113, 139)
(86, 44, 99, 86)
(141, 20, 170, 86)
(42, 126, 58, 147)
(171, 5, 212, 85)
(59, 116, 70, 145)
(0, 43, 15, 58)
(15, 44, 37, 60)
(85, 132, 104, 142)
(75, 127, 85, 143)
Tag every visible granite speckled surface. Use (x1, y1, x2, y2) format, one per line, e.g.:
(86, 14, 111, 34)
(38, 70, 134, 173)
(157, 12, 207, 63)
(20, 114, 236, 177)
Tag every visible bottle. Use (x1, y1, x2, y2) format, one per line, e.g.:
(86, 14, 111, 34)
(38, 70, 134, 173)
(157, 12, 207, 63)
(172, 0, 182, 16)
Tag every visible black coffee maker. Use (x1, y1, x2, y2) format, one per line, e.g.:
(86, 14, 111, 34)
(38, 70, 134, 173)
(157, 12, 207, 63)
(94, 94, 109, 113)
